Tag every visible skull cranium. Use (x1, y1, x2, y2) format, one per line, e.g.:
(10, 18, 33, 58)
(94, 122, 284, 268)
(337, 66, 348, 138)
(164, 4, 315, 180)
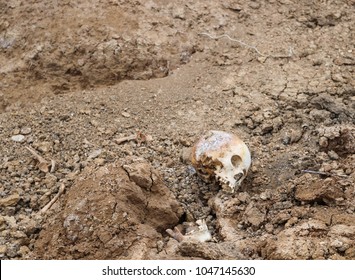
(190, 130, 251, 193)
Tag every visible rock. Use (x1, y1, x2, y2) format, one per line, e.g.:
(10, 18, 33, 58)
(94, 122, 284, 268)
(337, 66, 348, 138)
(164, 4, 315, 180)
(0, 215, 5, 228)
(87, 149, 102, 160)
(20, 127, 32, 135)
(222, 2, 242, 12)
(328, 150, 339, 160)
(329, 225, 355, 238)
(261, 123, 273, 135)
(11, 135, 25, 142)
(0, 245, 7, 256)
(121, 112, 130, 118)
(94, 158, 105, 166)
(172, 6, 185, 19)
(179, 240, 247, 260)
(18, 246, 30, 257)
(37, 141, 51, 153)
(34, 160, 183, 259)
(18, 217, 39, 235)
(295, 177, 344, 205)
(244, 203, 265, 228)
(289, 129, 303, 143)
(249, 2, 261, 9)
(0, 193, 20, 207)
(262, 219, 331, 260)
(123, 161, 153, 190)
(6, 244, 19, 258)
(3, 216, 17, 228)
(319, 136, 328, 148)
(326, 127, 355, 156)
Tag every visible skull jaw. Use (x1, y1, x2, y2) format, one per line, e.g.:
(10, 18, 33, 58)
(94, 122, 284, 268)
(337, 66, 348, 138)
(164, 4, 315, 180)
(215, 170, 245, 193)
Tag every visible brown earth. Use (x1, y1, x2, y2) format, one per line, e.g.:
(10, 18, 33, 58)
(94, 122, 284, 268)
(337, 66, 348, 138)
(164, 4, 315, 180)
(0, 0, 354, 260)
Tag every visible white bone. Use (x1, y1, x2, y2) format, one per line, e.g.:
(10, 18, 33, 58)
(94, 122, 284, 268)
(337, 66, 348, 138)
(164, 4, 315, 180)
(191, 130, 251, 193)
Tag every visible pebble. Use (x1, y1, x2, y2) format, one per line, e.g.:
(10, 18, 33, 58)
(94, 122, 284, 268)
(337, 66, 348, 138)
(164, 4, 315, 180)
(94, 158, 105, 166)
(0, 245, 7, 256)
(289, 129, 303, 143)
(319, 136, 329, 148)
(328, 150, 339, 160)
(0, 193, 20, 207)
(18, 246, 30, 257)
(0, 216, 5, 226)
(11, 135, 25, 143)
(121, 112, 131, 118)
(37, 141, 52, 153)
(20, 127, 32, 135)
(249, 2, 261, 9)
(88, 149, 102, 160)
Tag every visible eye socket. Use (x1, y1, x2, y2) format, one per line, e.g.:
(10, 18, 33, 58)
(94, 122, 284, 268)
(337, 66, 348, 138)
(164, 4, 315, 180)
(231, 155, 242, 167)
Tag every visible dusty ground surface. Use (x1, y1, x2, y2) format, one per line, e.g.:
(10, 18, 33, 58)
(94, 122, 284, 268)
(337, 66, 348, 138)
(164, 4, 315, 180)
(0, 0, 354, 259)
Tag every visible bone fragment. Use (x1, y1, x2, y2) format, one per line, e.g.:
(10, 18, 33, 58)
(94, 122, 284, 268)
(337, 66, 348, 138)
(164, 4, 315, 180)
(39, 184, 65, 214)
(166, 227, 185, 242)
(115, 135, 137, 145)
(25, 146, 50, 173)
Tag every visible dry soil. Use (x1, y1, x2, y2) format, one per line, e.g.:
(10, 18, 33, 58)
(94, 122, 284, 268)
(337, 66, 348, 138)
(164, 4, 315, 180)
(0, 0, 354, 259)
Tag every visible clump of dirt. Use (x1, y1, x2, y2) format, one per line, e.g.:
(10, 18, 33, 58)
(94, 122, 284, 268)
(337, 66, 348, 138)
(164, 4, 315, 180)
(33, 158, 183, 259)
(0, 0, 354, 260)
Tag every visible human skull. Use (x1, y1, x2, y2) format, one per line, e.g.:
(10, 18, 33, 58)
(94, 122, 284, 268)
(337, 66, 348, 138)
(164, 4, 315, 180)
(190, 130, 251, 193)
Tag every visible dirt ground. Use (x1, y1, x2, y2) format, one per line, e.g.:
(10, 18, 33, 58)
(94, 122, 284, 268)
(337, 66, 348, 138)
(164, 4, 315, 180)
(0, 0, 354, 259)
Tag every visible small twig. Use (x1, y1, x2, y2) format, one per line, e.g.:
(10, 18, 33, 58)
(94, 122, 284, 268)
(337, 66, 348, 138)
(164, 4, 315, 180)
(199, 32, 294, 58)
(39, 184, 65, 214)
(301, 169, 348, 178)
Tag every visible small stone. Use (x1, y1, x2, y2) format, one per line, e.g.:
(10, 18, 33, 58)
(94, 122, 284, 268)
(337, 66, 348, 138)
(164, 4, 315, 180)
(0, 245, 7, 256)
(319, 136, 328, 148)
(331, 73, 345, 83)
(90, 119, 99, 127)
(121, 112, 130, 118)
(328, 150, 339, 160)
(249, 2, 261, 9)
(11, 134, 25, 142)
(18, 246, 30, 257)
(88, 149, 102, 160)
(37, 141, 51, 153)
(265, 223, 274, 233)
(285, 217, 298, 228)
(180, 147, 192, 163)
(295, 177, 344, 205)
(238, 192, 250, 203)
(245, 205, 265, 228)
(156, 240, 164, 252)
(94, 158, 105, 166)
(18, 218, 39, 235)
(260, 190, 271, 200)
(261, 123, 273, 135)
(257, 56, 267, 63)
(0, 193, 20, 207)
(6, 244, 19, 258)
(0, 216, 5, 227)
(289, 129, 303, 143)
(20, 127, 32, 135)
(3, 216, 17, 228)
(172, 6, 185, 19)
